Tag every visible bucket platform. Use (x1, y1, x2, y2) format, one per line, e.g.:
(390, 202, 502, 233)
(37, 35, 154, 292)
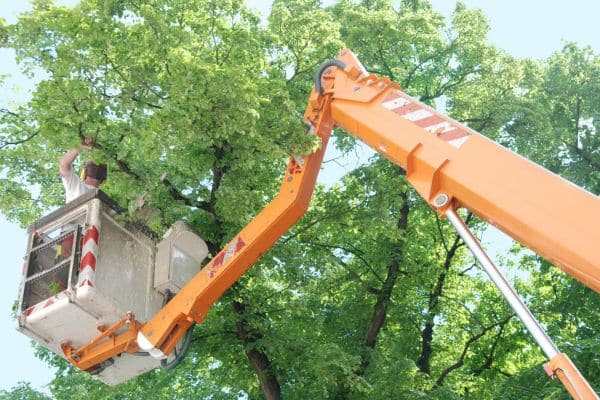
(16, 190, 207, 385)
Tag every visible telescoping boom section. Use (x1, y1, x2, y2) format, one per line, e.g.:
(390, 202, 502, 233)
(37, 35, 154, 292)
(308, 51, 599, 294)
(60, 49, 599, 399)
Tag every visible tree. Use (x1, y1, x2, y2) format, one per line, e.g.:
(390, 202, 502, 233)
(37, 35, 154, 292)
(505, 43, 600, 194)
(1, 1, 597, 399)
(0, 382, 52, 400)
(3, 0, 313, 398)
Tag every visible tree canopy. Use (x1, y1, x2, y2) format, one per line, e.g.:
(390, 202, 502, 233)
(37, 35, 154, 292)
(1, 1, 598, 399)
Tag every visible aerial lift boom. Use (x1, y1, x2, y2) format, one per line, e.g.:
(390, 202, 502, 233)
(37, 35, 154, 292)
(60, 49, 599, 399)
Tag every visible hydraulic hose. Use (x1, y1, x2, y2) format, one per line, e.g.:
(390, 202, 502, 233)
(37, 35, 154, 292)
(159, 288, 195, 371)
(315, 59, 347, 94)
(160, 324, 195, 371)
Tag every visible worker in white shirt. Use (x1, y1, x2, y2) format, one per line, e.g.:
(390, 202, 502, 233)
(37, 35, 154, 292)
(59, 137, 107, 203)
(55, 138, 107, 261)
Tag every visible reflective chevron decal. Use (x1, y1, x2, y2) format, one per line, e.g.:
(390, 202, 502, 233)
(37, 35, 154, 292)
(381, 91, 471, 148)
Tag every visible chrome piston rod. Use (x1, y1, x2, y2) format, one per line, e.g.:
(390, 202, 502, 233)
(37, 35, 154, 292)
(445, 208, 559, 359)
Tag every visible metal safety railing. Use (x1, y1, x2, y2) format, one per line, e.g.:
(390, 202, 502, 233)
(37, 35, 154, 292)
(21, 225, 82, 311)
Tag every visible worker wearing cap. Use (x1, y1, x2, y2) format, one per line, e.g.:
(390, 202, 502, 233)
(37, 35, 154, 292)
(54, 139, 107, 262)
(59, 138, 107, 203)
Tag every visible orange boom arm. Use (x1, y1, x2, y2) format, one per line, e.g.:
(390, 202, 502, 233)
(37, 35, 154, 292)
(65, 49, 598, 399)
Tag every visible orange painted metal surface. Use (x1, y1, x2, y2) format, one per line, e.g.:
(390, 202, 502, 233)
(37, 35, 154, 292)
(61, 313, 141, 371)
(544, 354, 600, 400)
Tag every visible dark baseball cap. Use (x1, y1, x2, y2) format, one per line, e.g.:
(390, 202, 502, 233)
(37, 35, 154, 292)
(85, 161, 107, 180)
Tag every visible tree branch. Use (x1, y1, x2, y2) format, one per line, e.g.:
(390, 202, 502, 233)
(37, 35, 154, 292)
(301, 240, 385, 286)
(355, 190, 410, 377)
(0, 129, 40, 149)
(472, 315, 512, 376)
(434, 314, 513, 387)
(232, 299, 282, 400)
(568, 139, 600, 171)
(160, 173, 211, 211)
(416, 224, 464, 374)
(281, 205, 358, 245)
(89, 140, 212, 212)
(329, 249, 381, 295)
(0, 107, 19, 118)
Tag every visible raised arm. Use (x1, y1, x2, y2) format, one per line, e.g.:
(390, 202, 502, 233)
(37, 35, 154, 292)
(59, 148, 80, 177)
(59, 138, 94, 177)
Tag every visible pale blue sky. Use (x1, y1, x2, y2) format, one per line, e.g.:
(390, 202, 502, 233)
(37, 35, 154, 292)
(1, 0, 599, 394)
